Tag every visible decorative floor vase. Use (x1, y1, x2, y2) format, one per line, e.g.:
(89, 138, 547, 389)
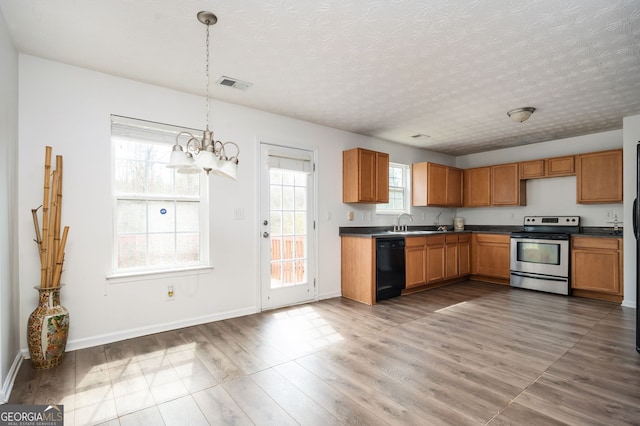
(27, 287, 69, 369)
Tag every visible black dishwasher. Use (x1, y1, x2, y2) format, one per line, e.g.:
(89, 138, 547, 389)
(376, 238, 406, 301)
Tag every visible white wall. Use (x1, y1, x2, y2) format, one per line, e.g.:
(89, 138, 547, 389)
(454, 130, 624, 227)
(15, 53, 636, 358)
(17, 55, 455, 352)
(0, 7, 20, 402)
(623, 114, 640, 308)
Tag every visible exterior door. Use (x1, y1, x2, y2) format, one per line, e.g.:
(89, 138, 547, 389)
(260, 143, 316, 310)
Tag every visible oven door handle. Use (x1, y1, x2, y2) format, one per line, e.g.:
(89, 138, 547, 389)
(510, 271, 568, 282)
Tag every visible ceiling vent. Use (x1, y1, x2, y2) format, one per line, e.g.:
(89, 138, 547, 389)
(216, 76, 252, 90)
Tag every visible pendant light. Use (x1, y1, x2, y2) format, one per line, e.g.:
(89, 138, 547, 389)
(167, 11, 239, 180)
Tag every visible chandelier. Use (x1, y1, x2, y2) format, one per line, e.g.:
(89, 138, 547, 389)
(167, 11, 239, 179)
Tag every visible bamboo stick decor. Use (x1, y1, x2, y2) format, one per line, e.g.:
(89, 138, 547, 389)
(33, 146, 70, 289)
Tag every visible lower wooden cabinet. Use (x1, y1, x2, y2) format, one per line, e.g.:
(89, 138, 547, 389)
(405, 233, 470, 289)
(458, 234, 471, 276)
(471, 233, 511, 284)
(571, 236, 623, 303)
(405, 236, 427, 289)
(426, 235, 446, 283)
(341, 236, 376, 305)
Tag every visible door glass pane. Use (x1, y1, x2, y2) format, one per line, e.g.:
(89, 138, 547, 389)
(269, 169, 308, 288)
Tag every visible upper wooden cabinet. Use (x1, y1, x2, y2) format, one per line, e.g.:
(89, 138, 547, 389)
(412, 162, 463, 207)
(520, 155, 575, 179)
(343, 148, 389, 203)
(463, 167, 491, 207)
(491, 163, 525, 206)
(547, 155, 576, 177)
(463, 164, 525, 207)
(576, 149, 623, 204)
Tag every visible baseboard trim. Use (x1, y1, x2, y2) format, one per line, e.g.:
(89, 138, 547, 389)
(318, 290, 341, 300)
(21, 306, 259, 358)
(1, 352, 23, 403)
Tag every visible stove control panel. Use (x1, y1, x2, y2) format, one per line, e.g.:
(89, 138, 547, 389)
(523, 216, 580, 226)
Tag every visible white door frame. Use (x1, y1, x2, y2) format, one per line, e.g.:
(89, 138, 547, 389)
(258, 141, 318, 311)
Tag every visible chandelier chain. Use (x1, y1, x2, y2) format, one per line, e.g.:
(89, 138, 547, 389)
(205, 23, 210, 131)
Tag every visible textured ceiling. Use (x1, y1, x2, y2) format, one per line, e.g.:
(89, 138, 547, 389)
(2, 0, 640, 155)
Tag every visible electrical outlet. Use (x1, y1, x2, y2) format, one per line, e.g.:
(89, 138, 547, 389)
(347, 211, 354, 221)
(605, 210, 614, 220)
(166, 285, 175, 301)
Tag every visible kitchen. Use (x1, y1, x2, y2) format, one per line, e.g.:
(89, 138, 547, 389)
(340, 140, 626, 304)
(2, 1, 640, 422)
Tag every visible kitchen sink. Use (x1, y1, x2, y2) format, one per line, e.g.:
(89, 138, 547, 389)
(384, 230, 445, 235)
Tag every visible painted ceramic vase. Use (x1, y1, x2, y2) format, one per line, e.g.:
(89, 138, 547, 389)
(27, 287, 69, 369)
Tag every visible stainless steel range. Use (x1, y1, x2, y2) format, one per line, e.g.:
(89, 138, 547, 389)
(510, 216, 580, 295)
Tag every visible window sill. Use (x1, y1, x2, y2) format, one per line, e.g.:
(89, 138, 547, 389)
(106, 266, 214, 284)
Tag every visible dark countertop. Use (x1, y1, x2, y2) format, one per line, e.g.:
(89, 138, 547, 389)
(339, 225, 623, 238)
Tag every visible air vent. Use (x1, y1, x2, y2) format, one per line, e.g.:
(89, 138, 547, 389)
(411, 134, 431, 140)
(216, 76, 252, 90)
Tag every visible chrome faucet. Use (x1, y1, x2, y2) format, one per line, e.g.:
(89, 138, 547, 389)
(434, 212, 442, 226)
(394, 213, 413, 232)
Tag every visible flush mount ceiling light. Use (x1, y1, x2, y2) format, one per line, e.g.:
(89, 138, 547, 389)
(507, 107, 536, 123)
(411, 134, 431, 140)
(167, 11, 239, 179)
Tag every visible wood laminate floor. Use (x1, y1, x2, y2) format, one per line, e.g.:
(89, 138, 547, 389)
(8, 281, 640, 425)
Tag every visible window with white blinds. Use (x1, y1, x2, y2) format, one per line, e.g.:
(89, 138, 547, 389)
(110, 115, 209, 275)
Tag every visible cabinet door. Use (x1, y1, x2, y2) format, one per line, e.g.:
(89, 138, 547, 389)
(426, 235, 446, 283)
(427, 163, 448, 206)
(491, 163, 525, 206)
(375, 152, 389, 203)
(471, 234, 510, 280)
(405, 237, 426, 288)
(343, 148, 389, 203)
(463, 167, 491, 207)
(571, 237, 622, 296)
(546, 155, 575, 177)
(458, 234, 471, 276)
(445, 234, 459, 279)
(447, 167, 463, 206)
(576, 149, 623, 204)
(358, 149, 377, 202)
(520, 160, 545, 179)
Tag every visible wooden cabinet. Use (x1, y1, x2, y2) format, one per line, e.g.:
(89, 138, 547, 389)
(426, 235, 446, 283)
(343, 148, 389, 203)
(571, 236, 623, 303)
(519, 159, 545, 179)
(341, 236, 376, 305)
(458, 233, 471, 276)
(405, 236, 427, 289)
(491, 163, 526, 206)
(463, 167, 491, 207)
(576, 149, 623, 204)
(405, 233, 471, 289)
(520, 155, 575, 179)
(463, 164, 525, 207)
(445, 234, 459, 279)
(547, 155, 575, 177)
(412, 162, 463, 207)
(471, 233, 511, 284)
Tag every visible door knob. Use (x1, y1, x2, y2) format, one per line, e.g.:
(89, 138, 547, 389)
(263, 232, 270, 238)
